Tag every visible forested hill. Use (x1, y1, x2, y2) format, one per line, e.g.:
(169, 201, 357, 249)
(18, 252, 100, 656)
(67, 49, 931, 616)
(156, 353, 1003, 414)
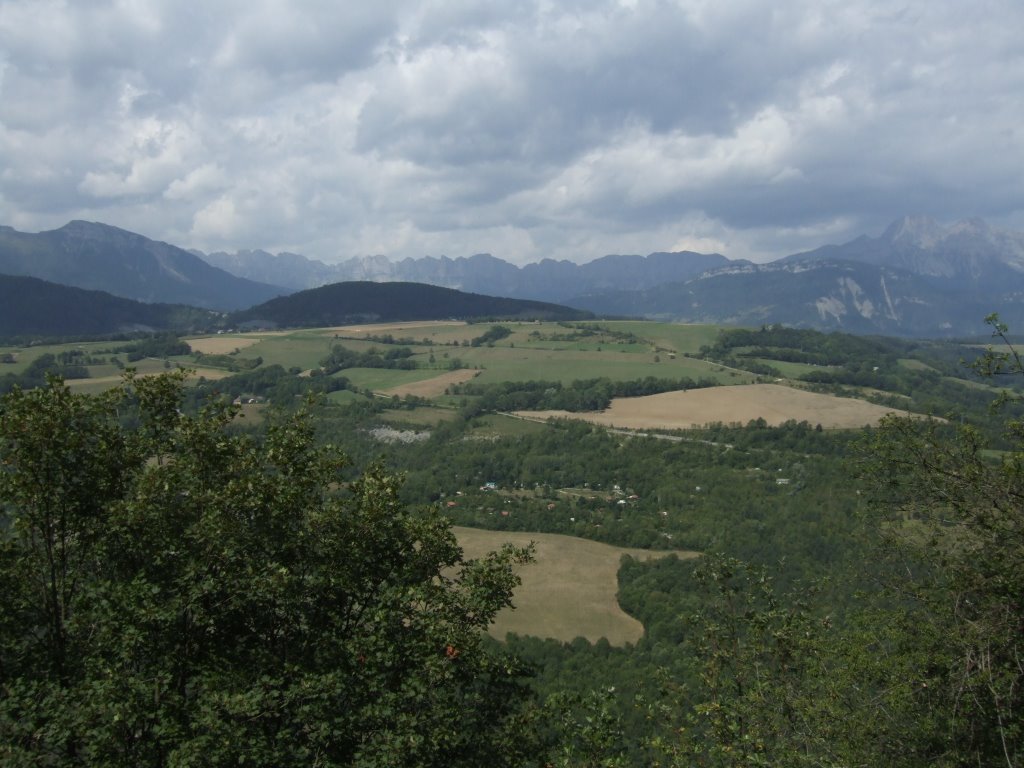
(0, 274, 217, 337)
(228, 281, 594, 327)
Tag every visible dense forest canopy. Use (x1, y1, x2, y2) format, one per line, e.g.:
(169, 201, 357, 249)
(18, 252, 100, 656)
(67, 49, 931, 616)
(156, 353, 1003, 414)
(0, 374, 539, 765)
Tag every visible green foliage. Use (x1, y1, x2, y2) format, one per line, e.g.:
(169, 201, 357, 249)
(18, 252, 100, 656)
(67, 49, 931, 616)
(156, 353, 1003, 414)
(121, 334, 191, 362)
(543, 689, 630, 768)
(0, 352, 91, 393)
(319, 343, 419, 375)
(0, 373, 539, 766)
(453, 375, 720, 414)
(702, 323, 1024, 442)
(187, 364, 355, 408)
(672, 557, 827, 766)
(861, 415, 1024, 764)
(470, 325, 513, 347)
(646, 314, 1024, 767)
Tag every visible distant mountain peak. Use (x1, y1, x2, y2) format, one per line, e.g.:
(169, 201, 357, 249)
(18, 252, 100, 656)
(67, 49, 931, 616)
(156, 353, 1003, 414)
(59, 219, 136, 237)
(881, 215, 946, 248)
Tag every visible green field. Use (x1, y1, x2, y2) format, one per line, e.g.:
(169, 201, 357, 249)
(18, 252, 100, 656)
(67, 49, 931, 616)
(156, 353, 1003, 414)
(0, 339, 124, 375)
(466, 413, 552, 437)
(378, 406, 461, 426)
(454, 527, 698, 645)
(898, 357, 939, 372)
(596, 320, 722, 352)
(336, 367, 450, 390)
(325, 389, 373, 405)
(231, 332, 336, 371)
(2, 321, 758, 401)
(748, 357, 837, 378)
(179, 321, 753, 392)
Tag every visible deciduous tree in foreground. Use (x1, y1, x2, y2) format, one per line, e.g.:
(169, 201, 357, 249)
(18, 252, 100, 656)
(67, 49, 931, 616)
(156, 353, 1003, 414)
(0, 373, 536, 766)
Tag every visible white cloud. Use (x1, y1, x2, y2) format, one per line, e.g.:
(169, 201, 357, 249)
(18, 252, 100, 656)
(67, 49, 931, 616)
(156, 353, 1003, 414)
(163, 164, 228, 201)
(0, 0, 1022, 264)
(191, 196, 242, 241)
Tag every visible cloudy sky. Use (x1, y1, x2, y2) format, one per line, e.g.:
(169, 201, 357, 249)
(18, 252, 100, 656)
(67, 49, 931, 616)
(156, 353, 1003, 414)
(1, 0, 1022, 265)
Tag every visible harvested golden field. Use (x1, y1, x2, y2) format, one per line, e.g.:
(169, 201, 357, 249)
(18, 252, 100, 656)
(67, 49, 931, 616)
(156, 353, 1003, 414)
(454, 527, 697, 645)
(185, 336, 263, 355)
(378, 369, 481, 398)
(518, 383, 911, 430)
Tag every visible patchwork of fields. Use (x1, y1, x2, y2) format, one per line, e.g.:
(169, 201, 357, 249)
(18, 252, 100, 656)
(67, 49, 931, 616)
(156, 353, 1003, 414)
(2, 319, 968, 645)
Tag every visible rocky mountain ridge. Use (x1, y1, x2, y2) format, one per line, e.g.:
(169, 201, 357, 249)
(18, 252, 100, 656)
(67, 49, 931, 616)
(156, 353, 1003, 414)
(199, 214, 1024, 335)
(3, 216, 1024, 337)
(198, 247, 737, 303)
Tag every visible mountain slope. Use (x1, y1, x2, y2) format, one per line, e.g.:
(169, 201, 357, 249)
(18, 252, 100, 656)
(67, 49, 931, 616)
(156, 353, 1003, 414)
(229, 281, 593, 328)
(785, 215, 1024, 289)
(567, 257, 1024, 337)
(0, 274, 218, 337)
(195, 248, 340, 291)
(0, 221, 287, 311)
(564, 217, 1024, 336)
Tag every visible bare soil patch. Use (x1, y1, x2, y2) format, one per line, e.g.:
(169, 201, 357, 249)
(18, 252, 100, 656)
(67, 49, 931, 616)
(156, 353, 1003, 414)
(378, 369, 480, 398)
(518, 383, 911, 430)
(454, 527, 697, 645)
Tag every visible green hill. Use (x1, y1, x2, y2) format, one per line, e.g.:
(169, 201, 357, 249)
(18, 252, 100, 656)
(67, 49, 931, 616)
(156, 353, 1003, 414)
(229, 281, 593, 327)
(0, 274, 217, 337)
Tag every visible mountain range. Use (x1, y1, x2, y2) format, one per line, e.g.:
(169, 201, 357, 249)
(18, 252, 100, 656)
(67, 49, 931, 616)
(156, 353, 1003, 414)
(200, 215, 1024, 336)
(2, 216, 1024, 337)
(198, 247, 735, 303)
(0, 222, 592, 336)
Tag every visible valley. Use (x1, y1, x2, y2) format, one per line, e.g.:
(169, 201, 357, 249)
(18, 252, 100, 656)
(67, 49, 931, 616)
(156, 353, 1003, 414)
(3, 318, 1005, 643)
(3, 313, 1022, 764)
(5, 2, 1022, 758)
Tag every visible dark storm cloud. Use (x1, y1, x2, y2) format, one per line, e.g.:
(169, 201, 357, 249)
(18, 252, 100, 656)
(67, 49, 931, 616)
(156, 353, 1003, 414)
(0, 0, 1022, 264)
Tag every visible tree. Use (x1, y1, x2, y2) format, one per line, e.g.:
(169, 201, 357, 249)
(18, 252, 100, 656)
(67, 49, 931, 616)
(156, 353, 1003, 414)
(0, 373, 538, 766)
(644, 556, 840, 768)
(860, 317, 1024, 766)
(648, 315, 1024, 767)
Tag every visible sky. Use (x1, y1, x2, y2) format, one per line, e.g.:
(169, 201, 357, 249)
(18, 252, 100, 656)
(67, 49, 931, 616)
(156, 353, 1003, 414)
(1, 0, 1022, 266)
